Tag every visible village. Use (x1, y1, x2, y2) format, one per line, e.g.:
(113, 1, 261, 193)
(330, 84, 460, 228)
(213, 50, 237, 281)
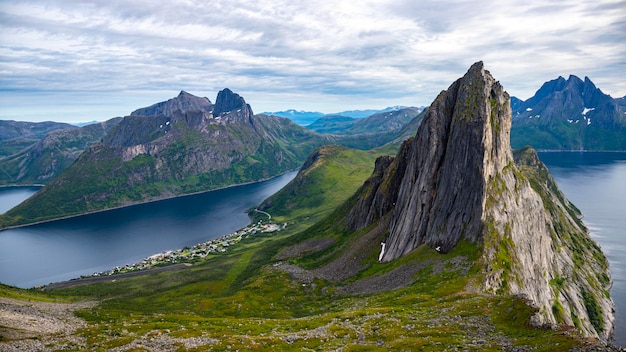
(89, 219, 285, 277)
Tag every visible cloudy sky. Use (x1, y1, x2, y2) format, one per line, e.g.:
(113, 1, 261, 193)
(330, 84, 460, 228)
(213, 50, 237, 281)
(1, 0, 625, 123)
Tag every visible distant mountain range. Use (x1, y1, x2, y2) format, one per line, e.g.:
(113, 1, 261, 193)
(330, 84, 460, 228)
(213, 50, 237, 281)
(510, 75, 626, 150)
(265, 106, 414, 125)
(0, 120, 75, 158)
(0, 118, 122, 185)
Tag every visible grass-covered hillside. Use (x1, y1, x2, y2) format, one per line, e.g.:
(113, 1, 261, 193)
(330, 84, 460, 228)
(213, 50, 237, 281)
(0, 144, 612, 351)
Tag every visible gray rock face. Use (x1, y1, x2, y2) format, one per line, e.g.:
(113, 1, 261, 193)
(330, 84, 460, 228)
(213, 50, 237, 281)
(348, 62, 613, 341)
(384, 61, 511, 258)
(345, 138, 411, 231)
(213, 88, 253, 119)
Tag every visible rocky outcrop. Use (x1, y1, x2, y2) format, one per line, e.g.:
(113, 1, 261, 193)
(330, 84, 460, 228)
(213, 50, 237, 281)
(345, 62, 614, 341)
(213, 88, 253, 120)
(345, 138, 411, 231)
(383, 61, 511, 258)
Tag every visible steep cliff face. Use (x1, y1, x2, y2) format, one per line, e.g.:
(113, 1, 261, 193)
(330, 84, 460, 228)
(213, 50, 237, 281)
(383, 62, 512, 258)
(346, 62, 613, 340)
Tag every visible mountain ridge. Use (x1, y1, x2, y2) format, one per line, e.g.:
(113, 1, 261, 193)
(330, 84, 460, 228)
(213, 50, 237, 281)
(0, 118, 123, 185)
(511, 74, 626, 150)
(264, 106, 417, 125)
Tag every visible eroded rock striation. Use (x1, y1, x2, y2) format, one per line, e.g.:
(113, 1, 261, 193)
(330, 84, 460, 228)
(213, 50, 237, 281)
(347, 62, 614, 340)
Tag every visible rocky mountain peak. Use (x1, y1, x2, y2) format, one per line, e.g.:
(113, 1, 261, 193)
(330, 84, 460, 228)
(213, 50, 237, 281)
(382, 60, 512, 259)
(213, 88, 254, 119)
(345, 61, 613, 340)
(511, 73, 622, 140)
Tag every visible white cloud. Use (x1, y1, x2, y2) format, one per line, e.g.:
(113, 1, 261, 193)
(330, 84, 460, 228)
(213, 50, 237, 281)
(0, 0, 625, 122)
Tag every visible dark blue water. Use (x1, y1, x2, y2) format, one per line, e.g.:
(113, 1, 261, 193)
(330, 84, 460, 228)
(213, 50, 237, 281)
(0, 171, 296, 288)
(539, 152, 626, 346)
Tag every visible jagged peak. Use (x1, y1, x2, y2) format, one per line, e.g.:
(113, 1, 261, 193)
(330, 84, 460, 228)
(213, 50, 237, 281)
(379, 62, 512, 260)
(213, 88, 254, 117)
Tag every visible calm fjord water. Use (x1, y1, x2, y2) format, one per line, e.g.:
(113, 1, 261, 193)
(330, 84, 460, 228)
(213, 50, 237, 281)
(0, 171, 297, 288)
(538, 152, 626, 345)
(0, 153, 624, 344)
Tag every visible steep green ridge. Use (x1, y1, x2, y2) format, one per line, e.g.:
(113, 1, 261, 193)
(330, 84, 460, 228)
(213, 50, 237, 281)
(256, 145, 389, 227)
(0, 118, 122, 185)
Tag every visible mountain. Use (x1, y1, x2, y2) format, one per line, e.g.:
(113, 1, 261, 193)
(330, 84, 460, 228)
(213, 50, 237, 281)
(0, 89, 339, 228)
(0, 120, 76, 157)
(264, 106, 416, 126)
(274, 62, 614, 341)
(333, 106, 410, 118)
(263, 109, 325, 126)
(0, 120, 75, 141)
(304, 115, 356, 134)
(73, 121, 101, 127)
(130, 90, 213, 117)
(0, 118, 122, 185)
(510, 96, 524, 111)
(511, 75, 626, 150)
(306, 107, 423, 136)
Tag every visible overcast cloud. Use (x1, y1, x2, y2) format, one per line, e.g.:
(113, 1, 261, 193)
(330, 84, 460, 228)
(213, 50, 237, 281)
(1, 0, 625, 122)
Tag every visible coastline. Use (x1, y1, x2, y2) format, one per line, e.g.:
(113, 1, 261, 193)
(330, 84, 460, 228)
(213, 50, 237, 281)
(42, 263, 192, 290)
(0, 169, 298, 232)
(42, 218, 285, 290)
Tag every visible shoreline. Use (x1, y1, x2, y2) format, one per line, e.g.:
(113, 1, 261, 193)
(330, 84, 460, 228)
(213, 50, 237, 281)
(0, 169, 298, 232)
(42, 263, 192, 290)
(42, 219, 285, 290)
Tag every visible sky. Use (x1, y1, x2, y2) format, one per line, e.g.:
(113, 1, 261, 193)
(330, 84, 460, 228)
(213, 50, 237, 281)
(1, 0, 625, 123)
